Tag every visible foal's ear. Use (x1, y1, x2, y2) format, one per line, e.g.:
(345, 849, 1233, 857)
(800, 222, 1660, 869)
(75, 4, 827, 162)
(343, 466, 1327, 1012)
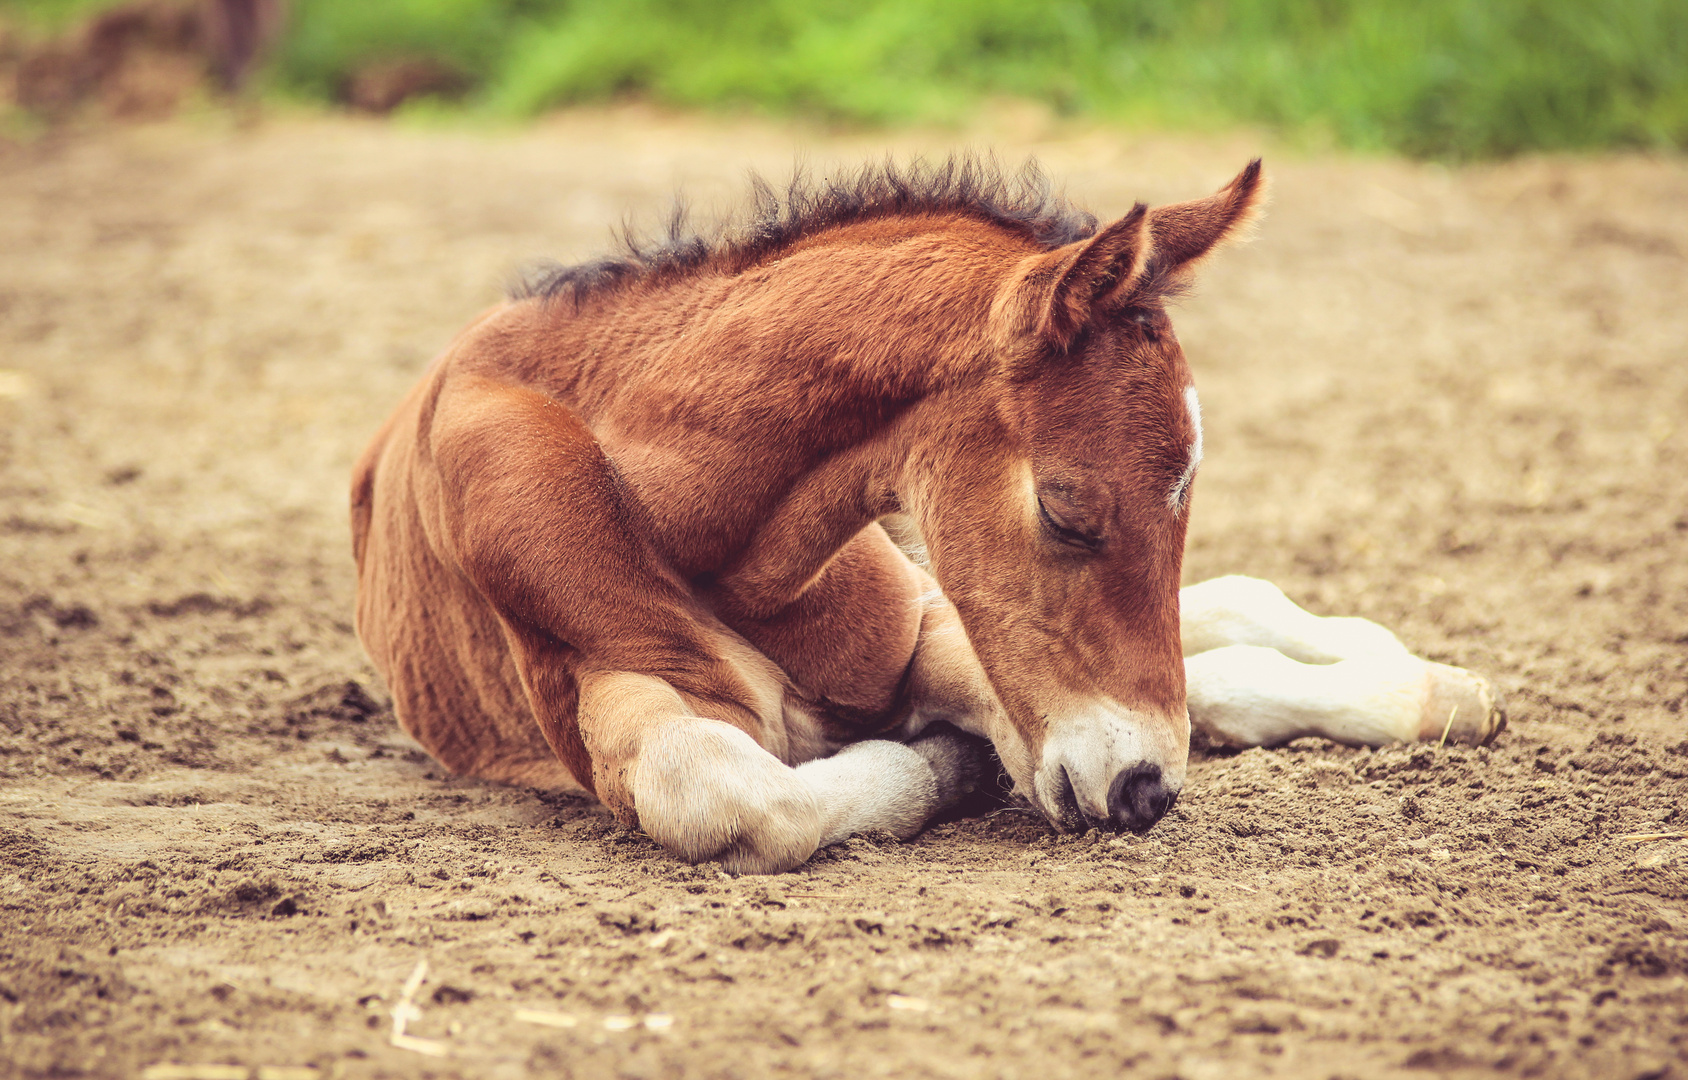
(1020, 202, 1151, 351)
(1145, 158, 1265, 275)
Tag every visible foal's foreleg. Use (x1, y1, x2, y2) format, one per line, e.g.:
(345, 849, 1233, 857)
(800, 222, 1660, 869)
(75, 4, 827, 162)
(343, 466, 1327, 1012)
(1185, 645, 1504, 748)
(795, 726, 987, 848)
(579, 670, 823, 874)
(424, 376, 984, 871)
(1181, 576, 1505, 748)
(583, 671, 985, 873)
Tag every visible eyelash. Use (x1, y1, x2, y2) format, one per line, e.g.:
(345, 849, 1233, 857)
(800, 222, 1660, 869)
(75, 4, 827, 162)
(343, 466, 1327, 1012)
(1037, 498, 1103, 552)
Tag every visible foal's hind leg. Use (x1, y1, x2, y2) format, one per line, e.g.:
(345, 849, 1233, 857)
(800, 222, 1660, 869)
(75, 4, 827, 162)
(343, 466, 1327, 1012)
(1181, 576, 1505, 748)
(579, 670, 822, 874)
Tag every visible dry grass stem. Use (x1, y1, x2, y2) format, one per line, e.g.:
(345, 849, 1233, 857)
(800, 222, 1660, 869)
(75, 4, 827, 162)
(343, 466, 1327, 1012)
(513, 1008, 579, 1029)
(389, 959, 450, 1057)
(143, 1066, 320, 1079)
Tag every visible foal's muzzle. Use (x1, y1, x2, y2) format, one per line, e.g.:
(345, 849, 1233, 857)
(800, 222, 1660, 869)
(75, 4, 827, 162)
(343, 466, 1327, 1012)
(1033, 702, 1187, 834)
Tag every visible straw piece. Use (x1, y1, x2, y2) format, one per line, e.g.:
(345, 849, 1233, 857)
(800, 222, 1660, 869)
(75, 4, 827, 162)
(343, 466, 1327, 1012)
(1438, 706, 1458, 749)
(389, 959, 450, 1057)
(255, 1069, 321, 1080)
(514, 1008, 579, 1029)
(142, 1068, 249, 1080)
(391, 1034, 450, 1057)
(395, 960, 428, 1015)
(1617, 832, 1688, 842)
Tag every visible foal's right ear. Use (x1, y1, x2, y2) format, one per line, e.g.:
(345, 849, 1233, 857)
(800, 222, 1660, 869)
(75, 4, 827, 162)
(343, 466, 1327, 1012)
(1146, 159, 1266, 275)
(1001, 203, 1150, 352)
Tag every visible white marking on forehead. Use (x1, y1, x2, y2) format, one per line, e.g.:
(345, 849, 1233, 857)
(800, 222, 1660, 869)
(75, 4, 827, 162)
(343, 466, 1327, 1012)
(1167, 385, 1203, 513)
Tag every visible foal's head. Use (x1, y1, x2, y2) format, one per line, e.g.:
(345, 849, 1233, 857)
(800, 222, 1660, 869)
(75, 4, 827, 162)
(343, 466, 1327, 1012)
(912, 162, 1263, 834)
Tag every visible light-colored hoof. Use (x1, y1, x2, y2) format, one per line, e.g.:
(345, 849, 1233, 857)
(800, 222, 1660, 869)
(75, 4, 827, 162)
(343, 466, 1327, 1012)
(1417, 662, 1507, 746)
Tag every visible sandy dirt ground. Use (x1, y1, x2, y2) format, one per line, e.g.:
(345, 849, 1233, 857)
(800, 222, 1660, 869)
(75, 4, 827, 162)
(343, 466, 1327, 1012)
(1, 107, 1686, 1080)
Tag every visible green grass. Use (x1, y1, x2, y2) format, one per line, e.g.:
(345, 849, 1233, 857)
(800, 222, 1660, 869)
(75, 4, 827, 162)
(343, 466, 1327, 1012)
(1, 0, 122, 31)
(5, 0, 1686, 158)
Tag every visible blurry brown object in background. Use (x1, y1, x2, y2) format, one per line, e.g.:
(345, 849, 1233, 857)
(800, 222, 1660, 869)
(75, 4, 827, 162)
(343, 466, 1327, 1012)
(342, 58, 468, 115)
(201, 0, 286, 91)
(13, 0, 286, 120)
(15, 1, 200, 118)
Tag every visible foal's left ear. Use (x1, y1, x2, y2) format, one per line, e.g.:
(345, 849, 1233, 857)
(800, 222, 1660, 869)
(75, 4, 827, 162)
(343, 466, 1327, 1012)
(998, 160, 1265, 353)
(1008, 202, 1151, 351)
(1145, 158, 1266, 276)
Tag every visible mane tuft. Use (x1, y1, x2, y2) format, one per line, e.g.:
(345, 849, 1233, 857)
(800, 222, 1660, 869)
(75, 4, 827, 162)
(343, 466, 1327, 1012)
(513, 154, 1101, 307)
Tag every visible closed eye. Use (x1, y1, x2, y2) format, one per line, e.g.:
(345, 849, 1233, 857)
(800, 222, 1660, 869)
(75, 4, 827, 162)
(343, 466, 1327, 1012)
(1037, 497, 1103, 552)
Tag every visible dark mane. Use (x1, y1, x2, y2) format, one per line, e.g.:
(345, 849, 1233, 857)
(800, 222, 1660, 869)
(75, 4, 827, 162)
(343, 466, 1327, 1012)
(512, 155, 1101, 307)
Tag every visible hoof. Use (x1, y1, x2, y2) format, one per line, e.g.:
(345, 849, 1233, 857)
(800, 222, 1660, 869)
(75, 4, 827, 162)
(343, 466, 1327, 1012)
(908, 722, 995, 809)
(1417, 662, 1506, 746)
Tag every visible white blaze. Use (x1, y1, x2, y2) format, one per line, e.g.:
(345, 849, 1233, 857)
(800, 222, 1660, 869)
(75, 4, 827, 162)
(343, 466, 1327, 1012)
(1168, 384, 1203, 512)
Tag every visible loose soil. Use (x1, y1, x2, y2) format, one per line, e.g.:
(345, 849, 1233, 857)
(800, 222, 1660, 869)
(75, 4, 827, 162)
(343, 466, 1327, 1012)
(1, 108, 1686, 1080)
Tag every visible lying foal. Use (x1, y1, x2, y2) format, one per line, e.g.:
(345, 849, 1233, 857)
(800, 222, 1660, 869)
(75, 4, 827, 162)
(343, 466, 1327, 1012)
(352, 158, 1503, 873)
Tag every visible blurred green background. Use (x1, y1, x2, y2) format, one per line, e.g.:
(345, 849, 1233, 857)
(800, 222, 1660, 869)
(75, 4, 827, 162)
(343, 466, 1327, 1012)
(5, 0, 1686, 158)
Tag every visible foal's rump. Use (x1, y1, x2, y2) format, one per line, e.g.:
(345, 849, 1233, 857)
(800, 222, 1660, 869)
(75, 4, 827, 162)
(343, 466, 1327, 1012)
(352, 365, 584, 791)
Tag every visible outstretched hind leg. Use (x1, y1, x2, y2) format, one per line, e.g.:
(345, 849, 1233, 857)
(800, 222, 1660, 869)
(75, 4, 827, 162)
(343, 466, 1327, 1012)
(1181, 576, 1505, 748)
(1183, 575, 1413, 663)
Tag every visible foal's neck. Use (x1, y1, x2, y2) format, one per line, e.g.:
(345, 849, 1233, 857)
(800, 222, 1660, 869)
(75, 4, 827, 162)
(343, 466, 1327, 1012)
(589, 220, 1007, 400)
(523, 219, 1023, 572)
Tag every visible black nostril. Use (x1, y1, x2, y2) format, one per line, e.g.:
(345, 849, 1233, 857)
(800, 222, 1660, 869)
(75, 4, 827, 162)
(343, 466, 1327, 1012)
(1106, 763, 1177, 834)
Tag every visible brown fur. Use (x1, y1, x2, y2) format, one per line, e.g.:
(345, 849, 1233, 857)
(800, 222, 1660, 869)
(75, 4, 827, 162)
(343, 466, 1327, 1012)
(352, 157, 1265, 848)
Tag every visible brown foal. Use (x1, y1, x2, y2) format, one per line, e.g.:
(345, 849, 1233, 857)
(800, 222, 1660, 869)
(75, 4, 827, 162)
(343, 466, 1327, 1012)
(352, 158, 1266, 872)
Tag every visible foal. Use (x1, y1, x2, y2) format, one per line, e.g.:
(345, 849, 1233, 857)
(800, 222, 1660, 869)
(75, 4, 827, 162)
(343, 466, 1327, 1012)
(352, 158, 1502, 873)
